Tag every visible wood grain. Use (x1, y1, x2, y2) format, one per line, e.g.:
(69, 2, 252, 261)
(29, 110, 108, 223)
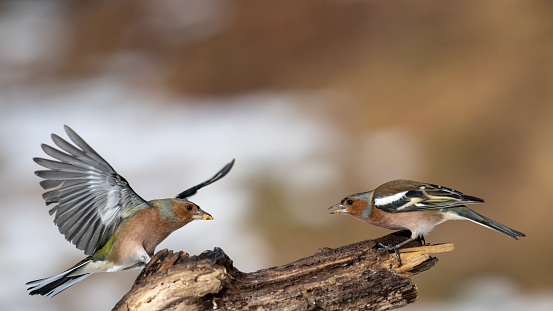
(113, 231, 453, 311)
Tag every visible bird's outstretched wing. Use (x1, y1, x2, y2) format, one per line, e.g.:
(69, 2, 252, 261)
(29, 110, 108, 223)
(175, 159, 235, 199)
(373, 180, 484, 213)
(34, 125, 151, 255)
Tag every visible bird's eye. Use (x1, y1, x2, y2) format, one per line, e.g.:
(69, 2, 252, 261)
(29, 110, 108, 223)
(186, 205, 193, 211)
(347, 199, 354, 205)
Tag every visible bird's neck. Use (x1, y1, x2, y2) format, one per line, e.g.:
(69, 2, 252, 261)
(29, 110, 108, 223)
(136, 206, 191, 255)
(103, 206, 191, 264)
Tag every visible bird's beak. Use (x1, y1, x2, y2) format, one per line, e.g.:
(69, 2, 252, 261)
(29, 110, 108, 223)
(193, 209, 214, 220)
(329, 203, 346, 215)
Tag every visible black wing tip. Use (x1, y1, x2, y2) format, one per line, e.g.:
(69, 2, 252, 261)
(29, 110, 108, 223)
(508, 228, 526, 239)
(214, 158, 236, 182)
(221, 158, 235, 175)
(462, 194, 485, 203)
(175, 159, 235, 199)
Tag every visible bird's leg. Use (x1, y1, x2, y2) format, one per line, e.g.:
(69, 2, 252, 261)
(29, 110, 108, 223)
(417, 235, 426, 245)
(377, 237, 416, 267)
(377, 236, 416, 251)
(124, 252, 152, 270)
(135, 249, 152, 267)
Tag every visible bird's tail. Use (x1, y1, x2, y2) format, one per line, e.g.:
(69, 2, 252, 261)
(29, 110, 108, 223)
(26, 258, 91, 297)
(450, 207, 526, 240)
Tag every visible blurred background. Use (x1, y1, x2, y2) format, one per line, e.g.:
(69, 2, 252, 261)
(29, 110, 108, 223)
(1, 0, 552, 310)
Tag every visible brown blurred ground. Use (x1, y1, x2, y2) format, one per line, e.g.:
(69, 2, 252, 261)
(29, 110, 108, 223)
(9, 0, 553, 300)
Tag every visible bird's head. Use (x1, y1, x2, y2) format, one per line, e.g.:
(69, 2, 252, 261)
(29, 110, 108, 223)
(329, 191, 374, 220)
(156, 198, 213, 223)
(174, 199, 213, 221)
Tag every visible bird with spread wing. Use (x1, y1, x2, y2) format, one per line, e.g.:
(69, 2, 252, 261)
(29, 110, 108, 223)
(26, 125, 234, 297)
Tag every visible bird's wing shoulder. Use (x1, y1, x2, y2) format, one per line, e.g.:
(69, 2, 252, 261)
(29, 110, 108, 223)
(373, 180, 482, 213)
(34, 125, 151, 255)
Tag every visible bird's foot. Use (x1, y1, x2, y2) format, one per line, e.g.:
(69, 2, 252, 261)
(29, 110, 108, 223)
(377, 242, 403, 267)
(377, 242, 395, 251)
(136, 250, 152, 266)
(377, 236, 418, 267)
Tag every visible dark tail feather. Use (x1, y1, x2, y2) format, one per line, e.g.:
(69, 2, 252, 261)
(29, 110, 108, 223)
(26, 259, 90, 297)
(454, 207, 526, 240)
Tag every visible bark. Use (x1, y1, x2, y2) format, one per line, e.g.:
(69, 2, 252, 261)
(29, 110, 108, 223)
(112, 230, 453, 311)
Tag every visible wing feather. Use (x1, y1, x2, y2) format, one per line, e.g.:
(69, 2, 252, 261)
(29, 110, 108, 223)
(34, 126, 151, 255)
(374, 180, 484, 213)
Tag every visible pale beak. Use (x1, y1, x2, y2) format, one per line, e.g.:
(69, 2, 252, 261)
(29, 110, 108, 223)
(329, 203, 347, 215)
(193, 209, 214, 220)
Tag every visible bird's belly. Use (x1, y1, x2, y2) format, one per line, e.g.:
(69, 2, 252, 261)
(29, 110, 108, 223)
(368, 209, 445, 236)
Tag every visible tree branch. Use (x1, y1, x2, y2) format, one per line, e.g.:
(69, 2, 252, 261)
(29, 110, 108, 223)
(112, 231, 453, 311)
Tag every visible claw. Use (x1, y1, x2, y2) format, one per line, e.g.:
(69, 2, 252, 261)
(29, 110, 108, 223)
(376, 236, 419, 267)
(377, 242, 403, 266)
(377, 242, 393, 251)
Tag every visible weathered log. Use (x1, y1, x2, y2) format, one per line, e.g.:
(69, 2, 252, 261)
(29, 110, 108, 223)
(112, 230, 453, 311)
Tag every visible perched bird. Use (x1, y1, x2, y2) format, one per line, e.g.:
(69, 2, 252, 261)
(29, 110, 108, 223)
(330, 180, 525, 265)
(26, 125, 234, 297)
